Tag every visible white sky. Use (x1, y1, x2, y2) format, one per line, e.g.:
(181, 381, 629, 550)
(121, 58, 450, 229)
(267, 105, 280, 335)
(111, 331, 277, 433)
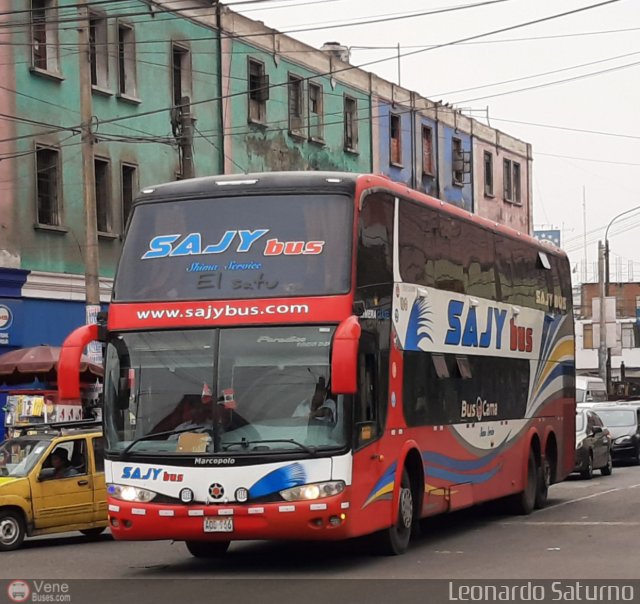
(233, 0, 640, 285)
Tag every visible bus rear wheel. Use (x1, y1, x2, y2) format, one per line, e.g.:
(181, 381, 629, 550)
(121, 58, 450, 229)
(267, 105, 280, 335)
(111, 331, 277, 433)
(374, 470, 413, 555)
(185, 540, 230, 558)
(534, 457, 550, 509)
(507, 450, 537, 515)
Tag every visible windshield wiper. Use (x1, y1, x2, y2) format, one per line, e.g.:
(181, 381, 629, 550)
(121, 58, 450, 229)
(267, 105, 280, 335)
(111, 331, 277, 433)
(119, 426, 209, 458)
(223, 438, 316, 455)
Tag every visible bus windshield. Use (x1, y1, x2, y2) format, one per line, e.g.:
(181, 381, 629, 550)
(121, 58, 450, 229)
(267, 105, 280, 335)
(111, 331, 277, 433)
(104, 326, 347, 455)
(113, 194, 353, 302)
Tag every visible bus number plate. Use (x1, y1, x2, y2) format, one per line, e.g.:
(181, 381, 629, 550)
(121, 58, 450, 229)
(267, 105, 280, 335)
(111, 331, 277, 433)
(203, 518, 233, 533)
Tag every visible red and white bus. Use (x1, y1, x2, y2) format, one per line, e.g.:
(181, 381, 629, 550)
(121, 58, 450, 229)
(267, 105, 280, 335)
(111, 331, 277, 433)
(61, 172, 575, 556)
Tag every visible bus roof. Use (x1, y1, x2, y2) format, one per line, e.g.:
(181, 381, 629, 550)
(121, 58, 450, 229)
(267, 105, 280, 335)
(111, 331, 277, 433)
(134, 171, 360, 203)
(133, 171, 566, 259)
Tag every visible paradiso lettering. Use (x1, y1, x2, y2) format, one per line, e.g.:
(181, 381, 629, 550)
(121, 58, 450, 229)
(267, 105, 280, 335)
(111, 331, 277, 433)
(141, 229, 325, 259)
(444, 300, 534, 353)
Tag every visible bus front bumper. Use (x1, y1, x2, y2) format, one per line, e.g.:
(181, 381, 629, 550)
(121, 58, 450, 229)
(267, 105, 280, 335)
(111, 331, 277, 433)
(107, 497, 352, 541)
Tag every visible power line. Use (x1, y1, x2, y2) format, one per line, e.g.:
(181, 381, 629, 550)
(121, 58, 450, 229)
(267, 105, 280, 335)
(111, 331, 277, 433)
(432, 49, 640, 97)
(455, 57, 640, 104)
(92, 0, 625, 130)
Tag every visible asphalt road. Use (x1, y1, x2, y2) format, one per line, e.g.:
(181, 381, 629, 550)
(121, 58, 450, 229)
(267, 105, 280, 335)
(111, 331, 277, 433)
(4, 464, 640, 582)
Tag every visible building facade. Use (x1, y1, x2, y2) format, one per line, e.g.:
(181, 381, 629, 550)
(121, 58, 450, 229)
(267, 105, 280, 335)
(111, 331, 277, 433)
(576, 282, 640, 393)
(0, 0, 534, 353)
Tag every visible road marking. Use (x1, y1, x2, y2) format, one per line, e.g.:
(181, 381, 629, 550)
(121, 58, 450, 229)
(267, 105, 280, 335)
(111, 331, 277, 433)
(501, 521, 640, 526)
(539, 482, 640, 511)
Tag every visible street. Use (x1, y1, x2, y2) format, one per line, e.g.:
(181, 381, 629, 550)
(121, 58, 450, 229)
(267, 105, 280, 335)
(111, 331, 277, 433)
(4, 465, 640, 580)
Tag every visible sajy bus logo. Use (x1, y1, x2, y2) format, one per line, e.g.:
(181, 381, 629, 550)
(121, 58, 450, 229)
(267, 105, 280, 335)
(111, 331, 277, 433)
(141, 229, 325, 259)
(444, 300, 533, 352)
(121, 467, 183, 482)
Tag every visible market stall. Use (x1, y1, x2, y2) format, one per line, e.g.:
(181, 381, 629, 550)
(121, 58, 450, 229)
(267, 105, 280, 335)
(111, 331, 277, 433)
(0, 345, 102, 438)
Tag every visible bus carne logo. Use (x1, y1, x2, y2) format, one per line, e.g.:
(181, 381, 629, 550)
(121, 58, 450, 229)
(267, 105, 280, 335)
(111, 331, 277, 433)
(461, 397, 499, 421)
(142, 230, 325, 259)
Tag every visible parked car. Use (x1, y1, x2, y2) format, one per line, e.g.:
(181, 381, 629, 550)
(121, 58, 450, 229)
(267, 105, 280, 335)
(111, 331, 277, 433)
(0, 421, 106, 551)
(574, 409, 613, 479)
(590, 405, 640, 465)
(576, 376, 608, 404)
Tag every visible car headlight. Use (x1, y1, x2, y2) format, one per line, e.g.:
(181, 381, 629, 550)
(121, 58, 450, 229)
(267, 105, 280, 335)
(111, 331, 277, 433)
(280, 481, 345, 502)
(616, 436, 632, 444)
(107, 483, 157, 503)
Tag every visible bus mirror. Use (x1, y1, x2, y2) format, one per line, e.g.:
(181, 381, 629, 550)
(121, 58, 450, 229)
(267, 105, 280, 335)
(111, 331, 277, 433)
(331, 316, 361, 394)
(59, 323, 100, 402)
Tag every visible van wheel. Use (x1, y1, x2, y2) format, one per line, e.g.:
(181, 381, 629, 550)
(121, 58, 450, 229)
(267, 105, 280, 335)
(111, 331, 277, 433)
(374, 470, 413, 555)
(534, 458, 550, 509)
(0, 510, 26, 551)
(186, 540, 230, 558)
(507, 450, 537, 515)
(80, 527, 106, 539)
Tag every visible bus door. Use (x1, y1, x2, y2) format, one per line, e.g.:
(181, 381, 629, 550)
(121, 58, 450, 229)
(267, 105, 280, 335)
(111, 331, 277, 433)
(351, 329, 393, 529)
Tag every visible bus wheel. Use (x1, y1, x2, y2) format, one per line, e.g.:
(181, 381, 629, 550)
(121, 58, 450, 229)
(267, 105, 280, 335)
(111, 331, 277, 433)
(507, 450, 537, 515)
(0, 510, 25, 551)
(185, 540, 230, 558)
(80, 527, 106, 539)
(534, 458, 550, 510)
(375, 470, 413, 555)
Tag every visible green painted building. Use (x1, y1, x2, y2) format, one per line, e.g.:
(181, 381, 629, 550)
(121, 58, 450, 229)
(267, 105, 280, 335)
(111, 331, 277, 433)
(0, 0, 532, 353)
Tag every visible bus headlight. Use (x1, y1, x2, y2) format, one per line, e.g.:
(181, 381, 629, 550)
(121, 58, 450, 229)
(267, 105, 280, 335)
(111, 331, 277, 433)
(108, 484, 157, 503)
(280, 481, 345, 501)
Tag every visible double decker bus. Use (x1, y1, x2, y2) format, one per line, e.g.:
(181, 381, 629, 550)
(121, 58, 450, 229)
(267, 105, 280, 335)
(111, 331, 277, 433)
(60, 171, 575, 557)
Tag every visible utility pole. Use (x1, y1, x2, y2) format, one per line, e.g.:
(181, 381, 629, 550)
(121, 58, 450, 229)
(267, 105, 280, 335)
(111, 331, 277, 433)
(598, 240, 607, 384)
(582, 186, 587, 283)
(78, 0, 101, 360)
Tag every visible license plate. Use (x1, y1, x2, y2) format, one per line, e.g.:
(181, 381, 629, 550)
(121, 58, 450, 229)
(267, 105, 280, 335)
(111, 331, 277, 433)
(203, 517, 233, 533)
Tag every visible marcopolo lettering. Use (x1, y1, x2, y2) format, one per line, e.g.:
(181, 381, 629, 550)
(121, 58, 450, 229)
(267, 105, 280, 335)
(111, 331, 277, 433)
(141, 229, 325, 259)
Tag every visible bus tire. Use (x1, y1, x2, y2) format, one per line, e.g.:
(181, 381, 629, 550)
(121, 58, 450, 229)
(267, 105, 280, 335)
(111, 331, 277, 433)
(80, 527, 106, 539)
(0, 510, 26, 552)
(507, 450, 537, 515)
(534, 457, 550, 510)
(185, 540, 230, 558)
(374, 470, 413, 555)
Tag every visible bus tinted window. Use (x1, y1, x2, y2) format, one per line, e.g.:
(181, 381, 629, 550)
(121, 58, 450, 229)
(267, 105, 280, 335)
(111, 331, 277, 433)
(398, 200, 497, 299)
(403, 351, 529, 426)
(356, 192, 394, 310)
(114, 194, 353, 301)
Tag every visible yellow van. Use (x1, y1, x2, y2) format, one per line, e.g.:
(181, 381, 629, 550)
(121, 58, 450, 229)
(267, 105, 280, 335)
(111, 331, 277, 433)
(0, 422, 107, 551)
